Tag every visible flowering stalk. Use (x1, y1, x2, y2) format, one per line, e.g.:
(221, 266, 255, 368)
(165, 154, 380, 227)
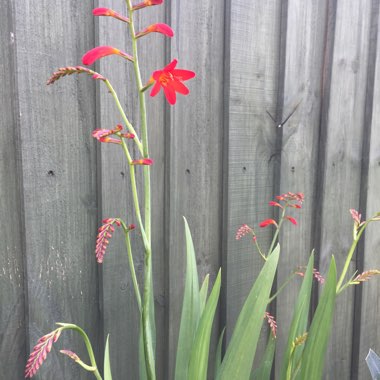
(125, 1, 155, 378)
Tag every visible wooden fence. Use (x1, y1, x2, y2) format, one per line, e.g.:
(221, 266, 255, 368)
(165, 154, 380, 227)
(1, 0, 379, 379)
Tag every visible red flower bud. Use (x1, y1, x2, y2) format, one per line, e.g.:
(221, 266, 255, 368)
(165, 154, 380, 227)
(82, 46, 134, 66)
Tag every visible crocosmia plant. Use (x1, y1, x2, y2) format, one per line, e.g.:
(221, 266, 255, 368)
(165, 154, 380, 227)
(25, 1, 380, 379)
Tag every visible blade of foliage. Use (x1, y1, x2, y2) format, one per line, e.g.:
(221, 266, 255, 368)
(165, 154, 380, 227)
(139, 324, 148, 380)
(366, 349, 380, 379)
(214, 327, 226, 377)
(199, 274, 210, 316)
(217, 245, 280, 380)
(175, 217, 201, 379)
(188, 270, 221, 380)
(250, 333, 276, 380)
(104, 334, 112, 380)
(280, 253, 314, 380)
(300, 256, 337, 380)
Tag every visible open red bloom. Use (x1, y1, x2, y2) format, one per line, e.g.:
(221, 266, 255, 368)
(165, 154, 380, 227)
(259, 219, 278, 228)
(150, 59, 195, 105)
(133, 0, 163, 11)
(92, 8, 130, 23)
(136, 23, 174, 39)
(82, 46, 134, 66)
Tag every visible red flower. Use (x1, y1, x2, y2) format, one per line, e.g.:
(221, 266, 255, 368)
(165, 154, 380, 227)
(133, 0, 163, 11)
(92, 8, 130, 23)
(259, 219, 278, 228)
(136, 23, 174, 39)
(150, 59, 195, 105)
(92, 125, 134, 144)
(131, 158, 154, 165)
(269, 201, 283, 209)
(82, 46, 134, 66)
(285, 216, 297, 225)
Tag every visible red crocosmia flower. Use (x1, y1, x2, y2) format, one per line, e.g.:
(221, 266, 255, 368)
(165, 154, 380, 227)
(131, 158, 154, 165)
(259, 219, 278, 228)
(285, 216, 297, 225)
(150, 59, 195, 105)
(136, 23, 174, 39)
(269, 201, 283, 208)
(92, 8, 130, 23)
(82, 46, 134, 66)
(133, 0, 163, 11)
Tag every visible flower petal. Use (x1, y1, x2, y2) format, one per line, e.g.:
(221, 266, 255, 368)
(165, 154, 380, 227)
(172, 69, 196, 80)
(170, 80, 190, 95)
(163, 85, 177, 105)
(164, 59, 178, 72)
(150, 80, 162, 97)
(82, 46, 133, 65)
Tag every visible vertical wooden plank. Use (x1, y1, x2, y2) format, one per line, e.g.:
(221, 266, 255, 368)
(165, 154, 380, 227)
(0, 1, 27, 378)
(98, 1, 167, 378)
(14, 1, 100, 378)
(167, 0, 225, 378)
(275, 0, 328, 375)
(318, 1, 373, 378)
(358, 6, 380, 378)
(224, 0, 281, 366)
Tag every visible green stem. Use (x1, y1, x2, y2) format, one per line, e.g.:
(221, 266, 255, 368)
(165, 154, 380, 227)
(336, 222, 368, 293)
(268, 273, 296, 303)
(104, 79, 143, 155)
(57, 323, 102, 380)
(121, 222, 142, 311)
(125, 2, 155, 379)
(120, 139, 149, 250)
(267, 207, 286, 256)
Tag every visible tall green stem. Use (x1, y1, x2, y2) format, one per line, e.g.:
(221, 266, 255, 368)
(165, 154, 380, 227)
(268, 207, 287, 256)
(125, 2, 155, 379)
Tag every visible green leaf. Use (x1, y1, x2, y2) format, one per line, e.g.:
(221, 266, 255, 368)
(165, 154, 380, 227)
(175, 217, 201, 380)
(199, 274, 210, 316)
(214, 327, 226, 378)
(104, 334, 113, 380)
(217, 245, 280, 380)
(188, 270, 221, 380)
(250, 333, 276, 380)
(300, 256, 337, 380)
(139, 324, 148, 380)
(280, 253, 314, 380)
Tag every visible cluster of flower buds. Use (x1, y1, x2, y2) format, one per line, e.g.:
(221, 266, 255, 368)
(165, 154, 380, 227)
(264, 312, 277, 338)
(95, 218, 122, 263)
(92, 124, 135, 145)
(46, 66, 106, 85)
(25, 328, 62, 378)
(295, 267, 325, 284)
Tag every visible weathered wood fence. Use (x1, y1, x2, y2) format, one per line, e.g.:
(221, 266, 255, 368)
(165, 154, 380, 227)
(1, 0, 380, 379)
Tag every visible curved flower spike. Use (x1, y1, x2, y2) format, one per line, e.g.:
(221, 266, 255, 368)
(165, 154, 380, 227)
(93, 8, 130, 23)
(82, 46, 134, 66)
(132, 0, 163, 11)
(150, 59, 196, 105)
(47, 66, 106, 85)
(136, 23, 174, 39)
(96, 218, 122, 263)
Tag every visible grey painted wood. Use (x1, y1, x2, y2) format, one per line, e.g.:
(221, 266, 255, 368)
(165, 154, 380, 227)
(14, 0, 100, 378)
(275, 0, 328, 376)
(98, 1, 167, 378)
(319, 1, 372, 379)
(224, 0, 282, 369)
(167, 0, 225, 378)
(0, 1, 26, 378)
(358, 6, 380, 379)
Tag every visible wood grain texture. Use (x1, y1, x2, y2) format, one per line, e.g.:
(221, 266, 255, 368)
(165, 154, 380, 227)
(98, 1, 167, 378)
(167, 0, 225, 378)
(0, 1, 26, 378)
(275, 0, 328, 376)
(224, 0, 282, 369)
(318, 1, 373, 378)
(358, 5, 380, 379)
(14, 1, 100, 378)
